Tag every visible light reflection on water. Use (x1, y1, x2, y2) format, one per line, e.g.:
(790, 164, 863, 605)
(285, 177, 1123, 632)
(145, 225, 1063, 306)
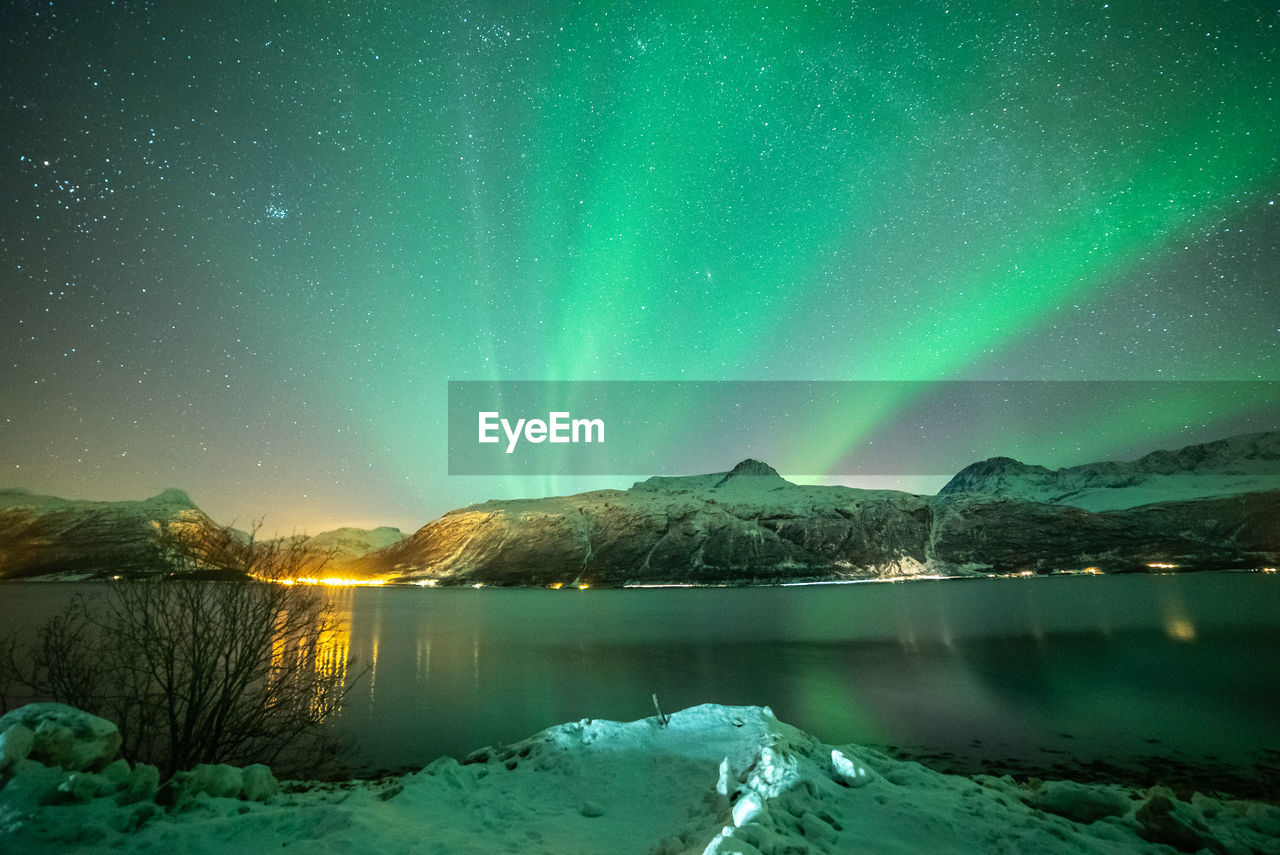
(315, 573, 1280, 776)
(2, 574, 1277, 780)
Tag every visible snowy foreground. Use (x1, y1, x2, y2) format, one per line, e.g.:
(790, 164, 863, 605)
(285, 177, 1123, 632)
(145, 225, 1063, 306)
(2, 703, 1279, 854)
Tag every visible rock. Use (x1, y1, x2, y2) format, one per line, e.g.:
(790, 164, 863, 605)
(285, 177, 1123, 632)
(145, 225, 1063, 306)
(579, 800, 605, 817)
(716, 757, 736, 797)
(0, 703, 120, 772)
(376, 781, 405, 801)
(241, 764, 278, 802)
(359, 468, 937, 585)
(0, 723, 35, 772)
(732, 791, 765, 827)
(1240, 801, 1280, 837)
(4, 431, 1278, 586)
(939, 431, 1280, 507)
(1136, 786, 1224, 854)
(99, 758, 131, 784)
(1026, 779, 1130, 824)
(115, 763, 159, 805)
(56, 770, 115, 803)
(830, 749, 874, 788)
(1, 758, 69, 813)
(188, 763, 243, 799)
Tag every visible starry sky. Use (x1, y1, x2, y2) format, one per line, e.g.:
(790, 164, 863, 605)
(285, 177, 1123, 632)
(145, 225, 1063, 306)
(2, 0, 1277, 535)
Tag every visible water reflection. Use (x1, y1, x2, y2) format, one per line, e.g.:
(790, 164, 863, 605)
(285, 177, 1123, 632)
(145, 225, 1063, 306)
(1165, 617, 1197, 642)
(309, 574, 1280, 776)
(1154, 574, 1198, 642)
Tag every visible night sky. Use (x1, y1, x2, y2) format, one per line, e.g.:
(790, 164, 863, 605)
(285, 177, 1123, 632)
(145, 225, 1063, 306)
(3, 1, 1277, 534)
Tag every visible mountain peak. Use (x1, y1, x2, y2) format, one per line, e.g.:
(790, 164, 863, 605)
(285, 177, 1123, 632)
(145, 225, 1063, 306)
(146, 488, 195, 508)
(714, 459, 786, 488)
(726, 459, 780, 477)
(938, 457, 1053, 497)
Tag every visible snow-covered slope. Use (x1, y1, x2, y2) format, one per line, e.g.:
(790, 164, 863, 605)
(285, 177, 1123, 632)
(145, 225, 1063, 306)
(0, 488, 405, 581)
(940, 431, 1280, 511)
(358, 463, 937, 585)
(0, 488, 220, 580)
(300, 526, 404, 558)
(281, 526, 406, 577)
(361, 433, 1280, 584)
(5, 432, 1277, 584)
(3, 702, 1278, 854)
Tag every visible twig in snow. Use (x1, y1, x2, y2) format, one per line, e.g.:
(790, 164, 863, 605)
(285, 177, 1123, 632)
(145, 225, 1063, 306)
(652, 692, 669, 727)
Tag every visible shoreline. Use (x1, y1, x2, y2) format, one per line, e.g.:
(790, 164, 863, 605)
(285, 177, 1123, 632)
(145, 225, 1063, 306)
(4, 564, 1279, 587)
(5, 702, 1280, 854)
(332, 739, 1280, 804)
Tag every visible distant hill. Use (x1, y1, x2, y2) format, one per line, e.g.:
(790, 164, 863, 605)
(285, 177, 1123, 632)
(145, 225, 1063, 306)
(280, 526, 406, 578)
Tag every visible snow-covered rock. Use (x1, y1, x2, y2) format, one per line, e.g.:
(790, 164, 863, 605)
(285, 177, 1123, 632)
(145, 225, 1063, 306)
(1023, 778, 1132, 823)
(0, 724, 35, 772)
(241, 764, 278, 802)
(298, 526, 406, 557)
(272, 526, 407, 578)
(0, 486, 402, 581)
(4, 431, 1278, 585)
(0, 704, 120, 772)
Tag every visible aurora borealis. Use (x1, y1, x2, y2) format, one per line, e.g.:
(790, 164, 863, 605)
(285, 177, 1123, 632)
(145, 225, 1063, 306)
(2, 1, 1277, 533)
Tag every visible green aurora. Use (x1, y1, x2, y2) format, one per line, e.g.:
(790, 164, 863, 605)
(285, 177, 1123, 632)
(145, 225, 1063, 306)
(1, 0, 1276, 531)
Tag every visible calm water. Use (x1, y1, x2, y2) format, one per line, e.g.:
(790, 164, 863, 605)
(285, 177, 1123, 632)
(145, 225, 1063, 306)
(4, 574, 1280, 786)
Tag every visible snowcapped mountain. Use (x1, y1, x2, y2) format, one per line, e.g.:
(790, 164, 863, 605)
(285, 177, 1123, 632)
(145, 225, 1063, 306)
(0, 487, 220, 579)
(0, 489, 403, 580)
(357, 467, 935, 586)
(297, 526, 405, 560)
(280, 526, 406, 577)
(360, 431, 1280, 585)
(939, 431, 1280, 511)
(3, 431, 1276, 584)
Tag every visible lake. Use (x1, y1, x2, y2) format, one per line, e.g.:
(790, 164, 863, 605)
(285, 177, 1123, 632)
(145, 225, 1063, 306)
(4, 573, 1279, 793)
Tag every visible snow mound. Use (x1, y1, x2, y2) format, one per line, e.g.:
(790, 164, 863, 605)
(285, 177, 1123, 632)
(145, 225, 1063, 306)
(0, 704, 121, 773)
(0, 704, 277, 851)
(3, 703, 1279, 853)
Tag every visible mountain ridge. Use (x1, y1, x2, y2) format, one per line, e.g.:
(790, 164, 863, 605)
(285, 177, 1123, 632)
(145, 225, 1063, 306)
(940, 431, 1280, 511)
(3, 430, 1277, 583)
(357, 431, 1280, 586)
(0, 489, 403, 580)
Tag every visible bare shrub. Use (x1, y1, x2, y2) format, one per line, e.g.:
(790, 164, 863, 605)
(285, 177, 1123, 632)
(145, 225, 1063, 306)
(3, 521, 362, 777)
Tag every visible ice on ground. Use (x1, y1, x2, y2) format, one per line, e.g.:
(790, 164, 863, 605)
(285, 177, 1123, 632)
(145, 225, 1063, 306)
(2, 702, 1279, 854)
